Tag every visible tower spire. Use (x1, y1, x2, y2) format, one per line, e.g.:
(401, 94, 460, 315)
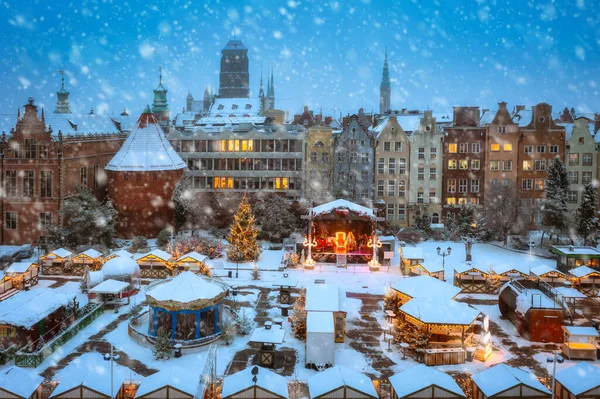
(379, 46, 391, 114)
(54, 70, 71, 114)
(259, 62, 265, 99)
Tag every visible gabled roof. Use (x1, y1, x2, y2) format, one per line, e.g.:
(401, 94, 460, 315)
(0, 113, 131, 138)
(399, 297, 480, 325)
(308, 366, 377, 399)
(389, 365, 465, 398)
(392, 275, 461, 300)
(89, 279, 129, 294)
(0, 366, 44, 399)
(305, 284, 346, 313)
(105, 109, 186, 172)
(556, 363, 600, 395)
(312, 199, 374, 218)
(569, 265, 600, 278)
(222, 366, 288, 399)
(136, 367, 198, 398)
(136, 249, 172, 262)
(45, 248, 72, 259)
(76, 248, 103, 259)
(400, 247, 423, 260)
(412, 261, 443, 274)
(0, 289, 72, 328)
(454, 262, 489, 275)
(177, 251, 207, 263)
(530, 265, 566, 278)
(5, 261, 36, 274)
(472, 364, 550, 397)
(491, 264, 529, 276)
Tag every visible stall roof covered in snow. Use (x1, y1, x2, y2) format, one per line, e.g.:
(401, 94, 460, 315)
(400, 247, 424, 260)
(569, 265, 600, 278)
(531, 265, 566, 277)
(146, 271, 226, 304)
(89, 279, 129, 294)
(222, 366, 288, 399)
(414, 261, 443, 274)
(389, 365, 465, 398)
(308, 366, 377, 399)
(135, 367, 198, 398)
(472, 364, 551, 397)
(307, 311, 334, 333)
(105, 110, 186, 172)
(311, 199, 374, 218)
(136, 249, 172, 262)
(107, 249, 133, 259)
(76, 249, 103, 259)
(556, 363, 600, 395)
(562, 326, 600, 337)
(46, 248, 72, 259)
(0, 289, 72, 329)
(5, 261, 35, 274)
(551, 246, 600, 256)
(177, 251, 206, 262)
(454, 263, 489, 275)
(400, 297, 480, 325)
(0, 366, 44, 399)
(250, 325, 286, 344)
(491, 264, 529, 276)
(305, 284, 347, 313)
(392, 275, 460, 300)
(554, 286, 587, 299)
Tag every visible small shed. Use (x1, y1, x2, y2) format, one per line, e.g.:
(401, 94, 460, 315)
(492, 264, 529, 283)
(306, 312, 335, 369)
(392, 276, 461, 306)
(40, 248, 73, 275)
(273, 277, 298, 305)
(174, 251, 208, 275)
(135, 249, 173, 279)
(89, 279, 130, 305)
(471, 364, 551, 399)
(249, 325, 286, 368)
(222, 366, 289, 399)
(551, 245, 600, 272)
(400, 247, 424, 274)
(306, 284, 347, 342)
(409, 261, 444, 280)
(307, 366, 377, 399)
(530, 265, 568, 286)
(389, 365, 465, 399)
(561, 326, 599, 360)
(72, 249, 104, 272)
(453, 263, 490, 293)
(4, 262, 39, 290)
(135, 367, 197, 399)
(555, 363, 600, 399)
(0, 366, 44, 399)
(569, 266, 600, 296)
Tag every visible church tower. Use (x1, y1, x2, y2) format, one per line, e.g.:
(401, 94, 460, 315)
(219, 39, 250, 98)
(54, 71, 71, 114)
(152, 66, 170, 126)
(379, 47, 391, 114)
(186, 93, 193, 112)
(203, 86, 211, 113)
(267, 68, 275, 111)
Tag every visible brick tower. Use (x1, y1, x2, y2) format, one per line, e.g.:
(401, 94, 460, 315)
(105, 106, 186, 238)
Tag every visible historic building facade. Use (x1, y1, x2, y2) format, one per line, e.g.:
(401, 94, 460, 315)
(304, 126, 335, 204)
(219, 39, 250, 98)
(565, 117, 597, 210)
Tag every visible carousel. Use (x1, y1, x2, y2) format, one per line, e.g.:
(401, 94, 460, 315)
(144, 271, 227, 344)
(302, 199, 384, 270)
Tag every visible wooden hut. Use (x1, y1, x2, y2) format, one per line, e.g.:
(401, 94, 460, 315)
(561, 326, 599, 360)
(471, 364, 551, 399)
(492, 264, 529, 283)
(135, 249, 173, 279)
(40, 248, 73, 275)
(409, 261, 444, 280)
(530, 265, 568, 286)
(105, 249, 133, 262)
(222, 366, 288, 399)
(135, 367, 197, 399)
(453, 263, 489, 293)
(249, 324, 286, 368)
(89, 279, 130, 306)
(389, 365, 465, 399)
(0, 366, 44, 399)
(305, 283, 347, 342)
(551, 245, 600, 273)
(400, 247, 424, 275)
(307, 366, 378, 399)
(392, 275, 461, 306)
(569, 266, 600, 296)
(4, 262, 39, 290)
(555, 363, 600, 399)
(173, 251, 207, 275)
(306, 312, 334, 369)
(72, 249, 104, 272)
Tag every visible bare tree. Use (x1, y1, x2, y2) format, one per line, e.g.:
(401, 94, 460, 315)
(484, 184, 524, 246)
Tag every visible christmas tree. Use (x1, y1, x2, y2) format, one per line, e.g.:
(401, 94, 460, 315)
(291, 289, 307, 339)
(576, 183, 600, 245)
(542, 158, 570, 238)
(152, 328, 172, 360)
(226, 193, 261, 262)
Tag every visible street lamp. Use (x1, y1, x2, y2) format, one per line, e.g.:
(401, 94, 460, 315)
(546, 351, 564, 397)
(437, 246, 452, 271)
(103, 343, 120, 399)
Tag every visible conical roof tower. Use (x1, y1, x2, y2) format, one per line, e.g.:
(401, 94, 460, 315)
(54, 71, 71, 114)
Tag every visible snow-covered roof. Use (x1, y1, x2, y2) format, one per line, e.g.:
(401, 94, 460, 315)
(0, 366, 44, 399)
(530, 265, 566, 278)
(400, 247, 423, 260)
(222, 366, 288, 399)
(472, 364, 550, 397)
(76, 248, 103, 259)
(307, 311, 334, 333)
(554, 286, 587, 299)
(194, 116, 268, 127)
(209, 98, 261, 118)
(389, 365, 465, 398)
(88, 270, 105, 288)
(552, 245, 600, 256)
(391, 275, 461, 300)
(0, 289, 72, 329)
(5, 261, 35, 274)
(491, 264, 529, 276)
(569, 265, 600, 278)
(413, 261, 443, 274)
(135, 367, 198, 398)
(106, 249, 133, 259)
(396, 114, 422, 133)
(562, 326, 599, 337)
(0, 113, 130, 137)
(311, 199, 374, 218)
(305, 284, 347, 313)
(89, 279, 129, 294)
(516, 288, 560, 311)
(369, 116, 391, 138)
(556, 363, 600, 395)
(249, 325, 286, 344)
(46, 248, 72, 259)
(454, 263, 489, 275)
(105, 110, 186, 172)
(177, 251, 206, 263)
(101, 257, 141, 278)
(400, 297, 480, 325)
(146, 271, 226, 304)
(137, 249, 172, 262)
(512, 109, 533, 127)
(308, 366, 377, 399)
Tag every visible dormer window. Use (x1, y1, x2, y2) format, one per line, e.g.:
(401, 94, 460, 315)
(315, 141, 324, 147)
(218, 104, 224, 110)
(229, 114, 235, 117)
(245, 104, 252, 109)
(232, 104, 238, 110)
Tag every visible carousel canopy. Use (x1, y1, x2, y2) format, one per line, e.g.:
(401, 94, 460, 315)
(472, 364, 550, 397)
(101, 257, 141, 278)
(311, 199, 374, 218)
(146, 271, 226, 307)
(389, 365, 465, 398)
(400, 297, 480, 326)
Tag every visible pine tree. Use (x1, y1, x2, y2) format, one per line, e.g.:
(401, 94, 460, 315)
(576, 183, 600, 245)
(226, 193, 261, 262)
(291, 289, 307, 339)
(152, 328, 172, 360)
(542, 158, 570, 238)
(236, 308, 254, 335)
(383, 287, 400, 313)
(251, 262, 261, 280)
(413, 206, 432, 236)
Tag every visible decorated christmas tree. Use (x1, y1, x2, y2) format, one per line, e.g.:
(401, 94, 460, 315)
(152, 328, 172, 360)
(291, 289, 307, 339)
(226, 193, 261, 262)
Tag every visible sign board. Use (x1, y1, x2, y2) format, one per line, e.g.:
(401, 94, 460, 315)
(336, 255, 347, 268)
(384, 251, 395, 260)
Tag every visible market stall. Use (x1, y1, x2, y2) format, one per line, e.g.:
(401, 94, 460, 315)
(561, 326, 599, 360)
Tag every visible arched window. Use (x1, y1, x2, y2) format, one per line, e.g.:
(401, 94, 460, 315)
(315, 141, 325, 147)
(432, 213, 440, 224)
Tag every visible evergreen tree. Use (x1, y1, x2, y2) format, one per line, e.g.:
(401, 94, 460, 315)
(577, 183, 600, 245)
(542, 158, 570, 238)
(413, 206, 432, 236)
(251, 262, 261, 280)
(383, 287, 400, 313)
(291, 289, 307, 339)
(253, 193, 296, 242)
(412, 206, 423, 229)
(226, 193, 261, 262)
(152, 328, 172, 360)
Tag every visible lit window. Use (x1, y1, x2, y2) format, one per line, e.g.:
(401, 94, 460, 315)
(490, 161, 499, 171)
(503, 144, 512, 151)
(459, 160, 468, 170)
(491, 143, 500, 151)
(447, 197, 456, 205)
(535, 179, 545, 190)
(448, 160, 457, 169)
(448, 143, 457, 153)
(523, 160, 533, 171)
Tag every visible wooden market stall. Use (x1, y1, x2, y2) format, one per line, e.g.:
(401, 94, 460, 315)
(471, 364, 551, 399)
(409, 261, 444, 280)
(72, 249, 104, 272)
(249, 324, 286, 368)
(561, 326, 599, 360)
(4, 261, 39, 290)
(222, 366, 289, 399)
(569, 266, 600, 296)
(305, 283, 347, 342)
(135, 249, 173, 279)
(492, 264, 530, 284)
(555, 363, 600, 399)
(306, 312, 334, 369)
(135, 367, 197, 399)
(551, 245, 600, 273)
(530, 265, 568, 286)
(105, 249, 133, 262)
(0, 366, 44, 399)
(389, 365, 466, 399)
(453, 263, 490, 293)
(392, 275, 461, 306)
(88, 279, 131, 306)
(173, 251, 208, 275)
(400, 247, 424, 275)
(273, 276, 298, 305)
(40, 248, 73, 275)
(307, 366, 378, 399)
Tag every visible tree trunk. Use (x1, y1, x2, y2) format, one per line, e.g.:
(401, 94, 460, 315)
(540, 231, 545, 246)
(503, 232, 508, 247)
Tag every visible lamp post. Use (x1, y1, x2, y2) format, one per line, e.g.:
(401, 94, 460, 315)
(528, 235, 535, 274)
(546, 351, 564, 397)
(437, 246, 452, 272)
(103, 343, 120, 399)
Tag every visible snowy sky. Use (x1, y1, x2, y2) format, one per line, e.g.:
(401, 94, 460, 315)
(0, 0, 599, 118)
